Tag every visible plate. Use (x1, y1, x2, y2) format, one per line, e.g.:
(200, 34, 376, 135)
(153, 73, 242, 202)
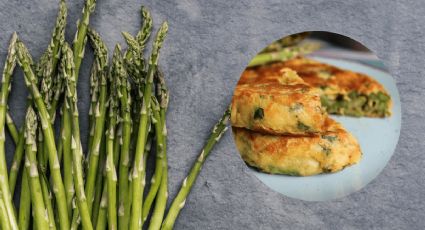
(247, 56, 401, 201)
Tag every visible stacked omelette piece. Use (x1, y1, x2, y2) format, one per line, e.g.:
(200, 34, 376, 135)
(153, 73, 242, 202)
(231, 57, 391, 176)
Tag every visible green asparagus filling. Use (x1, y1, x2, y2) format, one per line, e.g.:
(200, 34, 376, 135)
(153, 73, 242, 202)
(267, 166, 301, 176)
(253, 107, 264, 120)
(297, 121, 311, 132)
(320, 91, 390, 117)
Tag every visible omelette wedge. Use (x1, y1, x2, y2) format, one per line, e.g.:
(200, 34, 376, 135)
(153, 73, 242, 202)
(231, 68, 327, 135)
(281, 57, 392, 117)
(233, 118, 362, 176)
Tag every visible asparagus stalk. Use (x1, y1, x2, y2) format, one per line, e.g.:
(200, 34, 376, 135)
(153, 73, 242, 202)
(161, 108, 231, 230)
(8, 126, 24, 195)
(73, 0, 97, 77)
(124, 6, 152, 84)
(130, 22, 168, 230)
(91, 135, 105, 228)
(18, 172, 30, 230)
(61, 102, 74, 215)
(147, 97, 167, 230)
(142, 69, 169, 223)
(36, 0, 67, 167)
(39, 171, 57, 229)
(35, 0, 67, 120)
(0, 197, 11, 230)
(247, 42, 320, 67)
(95, 186, 108, 230)
(16, 40, 70, 230)
(0, 32, 18, 230)
(62, 42, 93, 230)
(68, 2, 97, 225)
(117, 43, 134, 230)
(85, 28, 108, 213)
(119, 9, 152, 227)
(5, 113, 18, 144)
(87, 58, 98, 154)
(48, 0, 68, 117)
(24, 107, 50, 229)
(68, 1, 98, 224)
(93, 137, 108, 230)
(104, 45, 124, 230)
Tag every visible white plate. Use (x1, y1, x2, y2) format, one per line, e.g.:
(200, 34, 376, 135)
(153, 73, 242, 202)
(247, 56, 401, 201)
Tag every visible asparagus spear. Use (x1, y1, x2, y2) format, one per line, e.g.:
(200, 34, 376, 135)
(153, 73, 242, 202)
(60, 102, 74, 216)
(8, 125, 24, 195)
(62, 42, 93, 230)
(91, 136, 105, 228)
(142, 69, 168, 223)
(18, 171, 30, 230)
(0, 32, 18, 230)
(16, 40, 70, 230)
(10, 3, 67, 197)
(104, 45, 124, 230)
(87, 58, 99, 153)
(161, 108, 231, 230)
(147, 97, 167, 230)
(247, 42, 320, 67)
(5, 113, 18, 144)
(95, 186, 108, 230)
(85, 28, 108, 213)
(130, 21, 168, 230)
(0, 197, 10, 230)
(24, 107, 50, 229)
(47, 0, 68, 117)
(68, 1, 98, 224)
(94, 48, 124, 229)
(117, 41, 135, 230)
(73, 0, 97, 77)
(124, 6, 152, 85)
(67, 2, 97, 226)
(39, 170, 57, 229)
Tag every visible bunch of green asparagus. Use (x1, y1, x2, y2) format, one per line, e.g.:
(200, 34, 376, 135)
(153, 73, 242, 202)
(0, 1, 230, 230)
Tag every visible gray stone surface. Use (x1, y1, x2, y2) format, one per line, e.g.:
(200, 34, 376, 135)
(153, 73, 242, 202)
(0, 0, 423, 229)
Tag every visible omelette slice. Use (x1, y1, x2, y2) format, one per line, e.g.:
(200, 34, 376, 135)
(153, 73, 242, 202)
(231, 68, 327, 135)
(281, 57, 392, 117)
(233, 118, 362, 176)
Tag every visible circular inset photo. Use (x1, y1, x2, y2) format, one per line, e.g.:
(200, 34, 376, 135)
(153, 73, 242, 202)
(231, 31, 401, 201)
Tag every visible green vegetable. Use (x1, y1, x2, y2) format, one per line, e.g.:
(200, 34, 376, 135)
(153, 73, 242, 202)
(0, 197, 11, 230)
(5, 113, 18, 144)
(147, 97, 168, 230)
(321, 135, 337, 142)
(0, 32, 19, 230)
(85, 27, 109, 213)
(142, 69, 168, 224)
(16, 40, 70, 230)
(320, 91, 390, 117)
(161, 107, 231, 230)
(297, 121, 310, 132)
(62, 42, 93, 230)
(24, 107, 50, 230)
(248, 42, 320, 67)
(130, 21, 168, 230)
(18, 171, 30, 230)
(253, 107, 264, 120)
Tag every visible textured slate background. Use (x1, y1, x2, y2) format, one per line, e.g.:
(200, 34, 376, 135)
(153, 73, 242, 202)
(0, 0, 423, 229)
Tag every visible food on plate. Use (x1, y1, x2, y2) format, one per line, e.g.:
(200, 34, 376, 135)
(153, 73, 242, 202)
(281, 57, 392, 117)
(231, 68, 327, 135)
(233, 118, 361, 176)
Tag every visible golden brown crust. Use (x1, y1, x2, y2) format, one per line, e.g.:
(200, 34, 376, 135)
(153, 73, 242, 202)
(238, 66, 305, 85)
(231, 68, 327, 135)
(232, 118, 362, 176)
(280, 57, 387, 95)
